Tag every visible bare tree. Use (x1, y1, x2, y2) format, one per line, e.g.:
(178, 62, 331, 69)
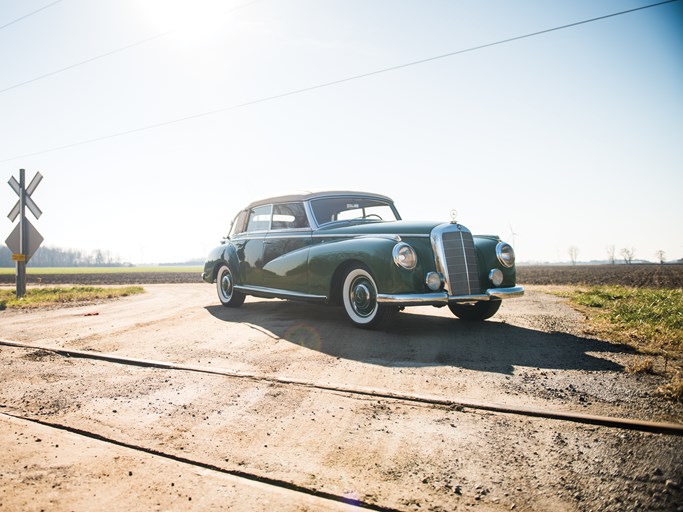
(568, 246, 579, 265)
(655, 250, 666, 264)
(606, 245, 616, 265)
(621, 247, 635, 265)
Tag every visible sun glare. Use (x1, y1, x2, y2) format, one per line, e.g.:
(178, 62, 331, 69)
(137, 0, 230, 43)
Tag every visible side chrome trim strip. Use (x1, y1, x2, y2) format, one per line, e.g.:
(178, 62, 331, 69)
(234, 285, 523, 305)
(313, 233, 429, 239)
(377, 292, 448, 306)
(237, 233, 430, 240)
(234, 285, 327, 302)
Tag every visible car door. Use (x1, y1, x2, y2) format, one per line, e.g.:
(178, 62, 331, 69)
(263, 202, 312, 293)
(231, 204, 271, 287)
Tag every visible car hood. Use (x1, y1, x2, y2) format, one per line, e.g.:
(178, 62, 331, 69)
(315, 220, 447, 237)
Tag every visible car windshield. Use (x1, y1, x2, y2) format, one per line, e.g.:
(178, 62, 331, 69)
(310, 197, 400, 226)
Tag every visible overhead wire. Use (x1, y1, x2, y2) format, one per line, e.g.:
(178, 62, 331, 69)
(0, 30, 173, 95)
(0, 0, 679, 163)
(0, 0, 264, 95)
(0, 0, 64, 32)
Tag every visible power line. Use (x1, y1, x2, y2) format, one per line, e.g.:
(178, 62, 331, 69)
(1, 0, 678, 163)
(0, 0, 263, 95)
(0, 0, 64, 32)
(0, 30, 174, 95)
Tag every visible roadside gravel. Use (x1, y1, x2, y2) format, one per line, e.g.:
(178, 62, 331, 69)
(1, 284, 681, 511)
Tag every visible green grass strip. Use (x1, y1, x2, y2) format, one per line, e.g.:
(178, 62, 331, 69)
(555, 285, 682, 362)
(0, 266, 201, 275)
(567, 286, 682, 340)
(0, 286, 145, 310)
(556, 285, 683, 400)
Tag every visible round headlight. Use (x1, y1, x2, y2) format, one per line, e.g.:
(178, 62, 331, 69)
(496, 242, 515, 268)
(393, 243, 417, 270)
(489, 268, 504, 287)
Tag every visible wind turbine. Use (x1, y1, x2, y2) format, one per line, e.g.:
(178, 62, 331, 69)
(509, 224, 521, 249)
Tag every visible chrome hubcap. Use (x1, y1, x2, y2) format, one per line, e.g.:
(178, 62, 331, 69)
(220, 272, 232, 299)
(350, 279, 375, 317)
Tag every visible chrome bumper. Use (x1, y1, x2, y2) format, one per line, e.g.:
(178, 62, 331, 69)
(377, 286, 524, 306)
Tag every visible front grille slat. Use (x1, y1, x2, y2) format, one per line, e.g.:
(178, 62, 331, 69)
(440, 229, 481, 295)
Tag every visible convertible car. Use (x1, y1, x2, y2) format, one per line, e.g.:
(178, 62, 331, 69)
(203, 191, 523, 328)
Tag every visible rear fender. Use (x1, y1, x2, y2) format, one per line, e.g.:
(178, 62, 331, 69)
(202, 243, 241, 283)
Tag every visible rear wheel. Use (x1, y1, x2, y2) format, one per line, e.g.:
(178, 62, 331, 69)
(216, 264, 245, 307)
(341, 265, 393, 329)
(448, 299, 501, 321)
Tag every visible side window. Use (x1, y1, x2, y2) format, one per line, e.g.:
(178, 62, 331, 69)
(246, 205, 272, 232)
(229, 210, 248, 236)
(271, 203, 310, 230)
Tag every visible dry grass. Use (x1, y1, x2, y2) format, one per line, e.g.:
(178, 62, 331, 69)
(0, 286, 144, 310)
(553, 285, 682, 401)
(658, 374, 683, 401)
(625, 357, 655, 375)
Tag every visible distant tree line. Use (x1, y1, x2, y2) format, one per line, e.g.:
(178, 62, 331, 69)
(562, 245, 678, 265)
(0, 246, 123, 267)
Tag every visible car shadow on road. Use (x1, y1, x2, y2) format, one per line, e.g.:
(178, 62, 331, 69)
(205, 300, 633, 375)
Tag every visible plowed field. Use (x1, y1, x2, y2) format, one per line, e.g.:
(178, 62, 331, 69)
(2, 264, 681, 288)
(517, 264, 683, 288)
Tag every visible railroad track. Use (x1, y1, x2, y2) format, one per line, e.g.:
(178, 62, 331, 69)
(3, 337, 682, 511)
(2, 339, 682, 436)
(0, 410, 398, 512)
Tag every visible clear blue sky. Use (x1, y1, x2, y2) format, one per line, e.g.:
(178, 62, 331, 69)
(1, 0, 681, 264)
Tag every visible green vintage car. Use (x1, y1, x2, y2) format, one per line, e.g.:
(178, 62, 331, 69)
(203, 191, 523, 328)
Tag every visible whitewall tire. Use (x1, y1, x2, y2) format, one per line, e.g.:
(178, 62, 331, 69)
(216, 264, 245, 307)
(341, 265, 392, 329)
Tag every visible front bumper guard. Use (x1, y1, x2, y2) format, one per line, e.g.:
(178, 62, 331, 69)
(377, 286, 524, 306)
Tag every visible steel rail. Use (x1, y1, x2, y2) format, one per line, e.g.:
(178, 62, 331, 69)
(2, 339, 682, 436)
(0, 411, 399, 512)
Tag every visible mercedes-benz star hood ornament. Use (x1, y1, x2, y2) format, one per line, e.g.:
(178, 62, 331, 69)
(450, 209, 458, 224)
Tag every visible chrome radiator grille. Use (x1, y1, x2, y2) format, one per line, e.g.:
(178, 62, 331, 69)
(440, 229, 481, 295)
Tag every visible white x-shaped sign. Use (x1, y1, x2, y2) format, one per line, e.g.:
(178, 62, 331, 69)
(8, 172, 42, 221)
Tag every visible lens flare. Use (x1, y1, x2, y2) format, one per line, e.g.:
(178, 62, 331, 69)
(283, 323, 322, 351)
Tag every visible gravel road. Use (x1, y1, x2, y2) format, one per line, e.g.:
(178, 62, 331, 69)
(0, 284, 681, 511)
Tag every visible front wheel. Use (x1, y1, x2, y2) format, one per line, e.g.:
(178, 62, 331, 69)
(216, 264, 245, 307)
(448, 299, 501, 321)
(341, 265, 393, 329)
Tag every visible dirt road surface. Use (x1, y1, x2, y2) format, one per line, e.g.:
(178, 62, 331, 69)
(1, 284, 681, 511)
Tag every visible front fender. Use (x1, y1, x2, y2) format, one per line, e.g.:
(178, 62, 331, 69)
(307, 237, 425, 298)
(473, 236, 517, 287)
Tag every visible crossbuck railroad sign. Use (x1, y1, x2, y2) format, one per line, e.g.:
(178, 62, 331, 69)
(5, 169, 44, 297)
